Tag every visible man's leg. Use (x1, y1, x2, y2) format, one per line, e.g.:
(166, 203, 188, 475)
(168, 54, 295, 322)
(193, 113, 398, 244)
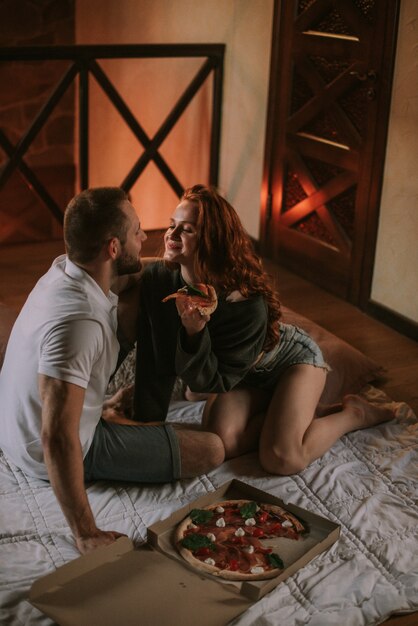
(84, 419, 224, 483)
(174, 428, 225, 477)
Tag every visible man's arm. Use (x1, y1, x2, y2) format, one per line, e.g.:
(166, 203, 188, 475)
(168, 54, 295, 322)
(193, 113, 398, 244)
(39, 374, 125, 554)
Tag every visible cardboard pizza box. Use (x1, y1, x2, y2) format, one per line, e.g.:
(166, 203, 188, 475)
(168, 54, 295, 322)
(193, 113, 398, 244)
(30, 538, 251, 626)
(30, 479, 340, 625)
(147, 478, 340, 602)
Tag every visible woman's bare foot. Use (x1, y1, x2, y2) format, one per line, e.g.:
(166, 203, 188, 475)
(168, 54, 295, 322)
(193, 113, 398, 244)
(315, 402, 343, 417)
(343, 394, 394, 429)
(185, 386, 215, 402)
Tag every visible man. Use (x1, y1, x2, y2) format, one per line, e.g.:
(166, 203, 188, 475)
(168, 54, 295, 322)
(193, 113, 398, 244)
(0, 187, 224, 555)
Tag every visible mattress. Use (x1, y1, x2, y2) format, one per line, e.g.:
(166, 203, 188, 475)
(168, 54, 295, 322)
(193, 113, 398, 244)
(0, 386, 417, 626)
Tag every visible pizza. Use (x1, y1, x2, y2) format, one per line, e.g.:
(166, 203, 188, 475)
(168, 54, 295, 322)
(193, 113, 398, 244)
(174, 499, 307, 581)
(162, 283, 218, 315)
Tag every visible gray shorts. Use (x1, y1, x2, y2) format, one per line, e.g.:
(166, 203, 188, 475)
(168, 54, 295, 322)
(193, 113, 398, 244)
(83, 419, 181, 483)
(244, 323, 330, 391)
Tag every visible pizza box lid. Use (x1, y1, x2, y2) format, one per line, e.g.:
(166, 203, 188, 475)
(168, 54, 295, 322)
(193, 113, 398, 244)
(30, 537, 251, 626)
(29, 479, 340, 623)
(147, 479, 340, 602)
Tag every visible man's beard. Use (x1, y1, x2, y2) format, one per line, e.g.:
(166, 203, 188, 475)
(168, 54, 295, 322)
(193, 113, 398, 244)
(115, 249, 142, 275)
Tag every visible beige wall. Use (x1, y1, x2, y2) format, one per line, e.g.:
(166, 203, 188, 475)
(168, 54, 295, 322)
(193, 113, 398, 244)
(75, 0, 274, 235)
(371, 0, 418, 323)
(76, 0, 417, 325)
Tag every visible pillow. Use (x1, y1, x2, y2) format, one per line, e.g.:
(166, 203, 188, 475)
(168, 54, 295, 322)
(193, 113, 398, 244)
(0, 304, 17, 370)
(281, 306, 385, 405)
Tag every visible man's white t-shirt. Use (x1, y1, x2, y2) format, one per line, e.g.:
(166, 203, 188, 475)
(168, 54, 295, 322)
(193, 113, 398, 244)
(0, 255, 119, 479)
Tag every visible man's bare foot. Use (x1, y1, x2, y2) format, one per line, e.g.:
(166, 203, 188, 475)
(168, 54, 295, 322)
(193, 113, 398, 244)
(343, 394, 394, 429)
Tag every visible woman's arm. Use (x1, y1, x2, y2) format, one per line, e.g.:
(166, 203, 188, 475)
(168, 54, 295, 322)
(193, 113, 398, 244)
(175, 297, 268, 394)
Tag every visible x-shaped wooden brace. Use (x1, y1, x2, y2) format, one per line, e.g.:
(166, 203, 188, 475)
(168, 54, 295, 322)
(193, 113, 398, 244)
(279, 44, 366, 254)
(0, 56, 217, 223)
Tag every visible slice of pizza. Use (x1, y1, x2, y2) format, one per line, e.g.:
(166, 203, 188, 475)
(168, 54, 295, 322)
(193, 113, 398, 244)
(174, 499, 307, 581)
(162, 283, 218, 315)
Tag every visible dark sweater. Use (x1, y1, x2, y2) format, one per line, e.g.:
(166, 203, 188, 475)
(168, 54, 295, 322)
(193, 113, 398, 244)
(133, 261, 268, 421)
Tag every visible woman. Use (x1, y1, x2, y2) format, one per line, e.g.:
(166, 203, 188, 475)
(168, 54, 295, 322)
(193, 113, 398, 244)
(125, 184, 393, 475)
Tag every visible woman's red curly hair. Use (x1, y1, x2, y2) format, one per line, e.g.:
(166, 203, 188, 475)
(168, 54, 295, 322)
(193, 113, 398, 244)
(181, 184, 281, 351)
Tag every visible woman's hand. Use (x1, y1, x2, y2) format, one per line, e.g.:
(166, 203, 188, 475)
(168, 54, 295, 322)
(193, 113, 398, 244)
(176, 299, 210, 336)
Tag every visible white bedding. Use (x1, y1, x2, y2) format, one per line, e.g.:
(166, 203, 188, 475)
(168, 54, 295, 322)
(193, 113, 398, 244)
(1, 386, 417, 626)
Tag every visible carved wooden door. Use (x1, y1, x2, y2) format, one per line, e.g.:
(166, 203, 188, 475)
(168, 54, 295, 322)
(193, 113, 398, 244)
(260, 0, 400, 304)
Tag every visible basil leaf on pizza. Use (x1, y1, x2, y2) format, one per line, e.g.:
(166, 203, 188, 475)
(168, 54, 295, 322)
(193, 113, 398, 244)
(180, 534, 215, 550)
(183, 283, 210, 298)
(189, 508, 214, 524)
(239, 501, 257, 519)
(268, 553, 284, 569)
(175, 499, 307, 581)
(162, 283, 218, 315)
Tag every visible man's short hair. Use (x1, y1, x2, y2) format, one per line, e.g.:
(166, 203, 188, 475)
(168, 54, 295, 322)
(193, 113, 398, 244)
(64, 187, 129, 264)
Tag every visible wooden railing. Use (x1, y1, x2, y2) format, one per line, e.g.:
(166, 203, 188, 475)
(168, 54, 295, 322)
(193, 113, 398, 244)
(0, 44, 225, 224)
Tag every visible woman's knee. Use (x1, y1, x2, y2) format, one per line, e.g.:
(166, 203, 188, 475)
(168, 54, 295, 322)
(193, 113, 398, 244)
(217, 424, 236, 450)
(205, 421, 248, 458)
(260, 446, 307, 476)
(202, 392, 260, 456)
(203, 406, 240, 454)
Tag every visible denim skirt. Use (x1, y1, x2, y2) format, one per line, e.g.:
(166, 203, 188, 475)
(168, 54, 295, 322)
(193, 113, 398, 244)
(243, 323, 330, 391)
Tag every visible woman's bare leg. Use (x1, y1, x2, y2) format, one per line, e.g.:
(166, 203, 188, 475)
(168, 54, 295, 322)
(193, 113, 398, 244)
(315, 402, 343, 417)
(185, 387, 215, 403)
(259, 364, 394, 475)
(201, 387, 270, 458)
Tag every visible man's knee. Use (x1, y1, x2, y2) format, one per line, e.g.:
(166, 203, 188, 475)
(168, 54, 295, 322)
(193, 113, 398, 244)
(201, 431, 225, 467)
(177, 430, 225, 477)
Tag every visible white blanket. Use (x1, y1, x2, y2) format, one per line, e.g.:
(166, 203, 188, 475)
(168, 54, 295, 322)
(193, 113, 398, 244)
(0, 387, 417, 626)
